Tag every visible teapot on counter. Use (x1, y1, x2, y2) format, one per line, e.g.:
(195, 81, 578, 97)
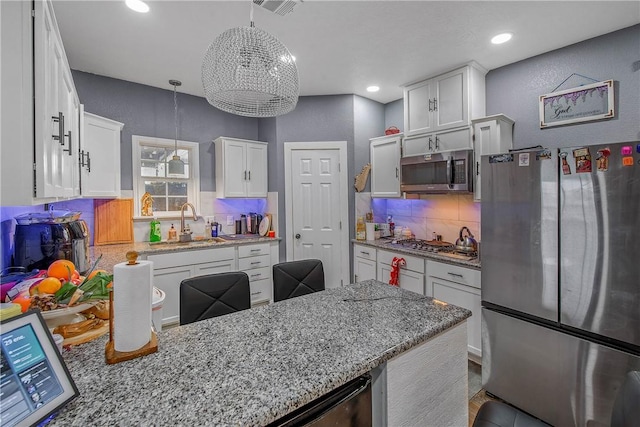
(455, 226, 478, 253)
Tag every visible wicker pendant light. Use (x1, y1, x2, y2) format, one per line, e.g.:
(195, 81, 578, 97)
(201, 3, 299, 117)
(168, 79, 185, 176)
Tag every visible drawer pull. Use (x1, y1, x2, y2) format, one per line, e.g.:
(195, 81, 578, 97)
(250, 261, 261, 265)
(251, 291, 262, 296)
(361, 251, 370, 256)
(250, 249, 261, 252)
(250, 273, 261, 278)
(447, 272, 464, 278)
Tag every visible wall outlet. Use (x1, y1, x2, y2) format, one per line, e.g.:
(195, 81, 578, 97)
(226, 215, 234, 226)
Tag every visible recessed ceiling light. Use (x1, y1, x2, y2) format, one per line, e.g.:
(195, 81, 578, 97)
(126, 0, 149, 13)
(491, 33, 512, 45)
(367, 86, 380, 93)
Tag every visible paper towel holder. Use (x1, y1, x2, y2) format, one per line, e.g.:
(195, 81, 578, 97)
(105, 251, 158, 364)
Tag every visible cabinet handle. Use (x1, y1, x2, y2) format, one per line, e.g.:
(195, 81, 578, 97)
(447, 272, 464, 278)
(63, 131, 72, 156)
(396, 167, 399, 178)
(250, 273, 261, 278)
(354, 274, 359, 282)
(80, 150, 91, 172)
(250, 261, 261, 265)
(244, 170, 247, 180)
(361, 251, 370, 256)
(435, 136, 440, 150)
(248, 170, 251, 180)
(52, 112, 64, 144)
(428, 99, 433, 112)
(433, 98, 438, 111)
(251, 291, 262, 296)
(250, 249, 261, 252)
(428, 137, 433, 151)
(476, 161, 480, 176)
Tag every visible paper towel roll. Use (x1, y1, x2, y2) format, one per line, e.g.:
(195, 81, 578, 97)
(113, 260, 153, 352)
(365, 222, 376, 241)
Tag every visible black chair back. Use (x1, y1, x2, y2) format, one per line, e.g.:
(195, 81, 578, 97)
(180, 271, 251, 325)
(273, 259, 325, 302)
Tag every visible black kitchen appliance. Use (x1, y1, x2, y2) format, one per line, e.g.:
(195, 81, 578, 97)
(12, 214, 90, 274)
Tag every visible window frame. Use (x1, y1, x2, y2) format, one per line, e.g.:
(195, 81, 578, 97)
(131, 135, 200, 219)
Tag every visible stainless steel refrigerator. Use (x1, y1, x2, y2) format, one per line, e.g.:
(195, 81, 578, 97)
(481, 141, 640, 426)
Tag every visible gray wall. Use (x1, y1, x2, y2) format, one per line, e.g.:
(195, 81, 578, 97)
(72, 71, 258, 191)
(486, 24, 640, 148)
(354, 96, 386, 193)
(384, 98, 404, 132)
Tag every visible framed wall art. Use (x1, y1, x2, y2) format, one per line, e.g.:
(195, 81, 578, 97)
(539, 79, 614, 128)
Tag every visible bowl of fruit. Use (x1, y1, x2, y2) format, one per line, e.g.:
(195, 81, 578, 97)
(6, 257, 112, 329)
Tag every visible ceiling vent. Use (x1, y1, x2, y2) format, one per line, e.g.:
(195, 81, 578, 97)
(252, 0, 299, 16)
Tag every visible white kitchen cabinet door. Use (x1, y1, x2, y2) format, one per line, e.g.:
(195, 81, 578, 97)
(2, 0, 80, 205)
(404, 80, 434, 136)
(354, 256, 377, 283)
(431, 277, 481, 359)
(378, 263, 425, 295)
(215, 137, 268, 198)
(245, 142, 268, 197)
(370, 134, 402, 198)
(432, 127, 472, 152)
(152, 265, 193, 326)
(81, 112, 124, 198)
(472, 114, 514, 201)
(434, 67, 468, 131)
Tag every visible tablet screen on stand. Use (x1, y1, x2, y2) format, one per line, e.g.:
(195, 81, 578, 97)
(1, 310, 79, 427)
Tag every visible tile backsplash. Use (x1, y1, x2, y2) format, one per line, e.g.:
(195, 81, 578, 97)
(357, 193, 481, 244)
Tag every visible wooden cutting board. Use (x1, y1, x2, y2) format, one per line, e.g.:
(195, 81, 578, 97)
(62, 321, 109, 346)
(94, 199, 134, 245)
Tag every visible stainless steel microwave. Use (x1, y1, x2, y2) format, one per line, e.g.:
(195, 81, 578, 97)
(400, 149, 473, 193)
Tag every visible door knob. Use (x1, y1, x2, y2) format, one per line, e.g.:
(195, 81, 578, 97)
(295, 233, 301, 239)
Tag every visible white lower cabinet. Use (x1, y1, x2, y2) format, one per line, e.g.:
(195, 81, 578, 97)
(427, 260, 481, 359)
(146, 247, 236, 327)
(238, 243, 272, 306)
(353, 244, 377, 282)
(377, 250, 425, 295)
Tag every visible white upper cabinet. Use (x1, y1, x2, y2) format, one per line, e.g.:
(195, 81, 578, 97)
(403, 63, 486, 138)
(370, 134, 402, 198)
(1, 0, 80, 205)
(214, 137, 268, 198)
(472, 114, 514, 201)
(81, 112, 124, 198)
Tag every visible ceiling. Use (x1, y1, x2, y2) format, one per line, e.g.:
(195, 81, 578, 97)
(52, 1, 640, 105)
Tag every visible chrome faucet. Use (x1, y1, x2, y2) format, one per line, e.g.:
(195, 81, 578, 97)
(179, 203, 198, 242)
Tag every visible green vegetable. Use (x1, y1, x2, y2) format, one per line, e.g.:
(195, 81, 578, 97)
(55, 282, 79, 301)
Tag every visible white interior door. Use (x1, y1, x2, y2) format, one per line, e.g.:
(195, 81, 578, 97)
(285, 142, 349, 289)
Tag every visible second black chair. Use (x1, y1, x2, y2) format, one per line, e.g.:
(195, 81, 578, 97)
(179, 271, 251, 325)
(273, 259, 325, 302)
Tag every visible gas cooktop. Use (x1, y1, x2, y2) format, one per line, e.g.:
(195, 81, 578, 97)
(385, 238, 478, 261)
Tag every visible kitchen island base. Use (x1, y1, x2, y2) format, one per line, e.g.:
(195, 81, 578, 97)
(372, 321, 468, 426)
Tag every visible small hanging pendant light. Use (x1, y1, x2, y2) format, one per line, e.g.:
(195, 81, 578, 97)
(168, 79, 185, 176)
(201, 2, 299, 117)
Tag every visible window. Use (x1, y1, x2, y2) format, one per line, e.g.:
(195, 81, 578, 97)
(132, 135, 200, 218)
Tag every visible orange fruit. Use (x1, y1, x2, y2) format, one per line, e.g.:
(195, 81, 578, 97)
(38, 277, 62, 294)
(12, 295, 32, 312)
(47, 260, 76, 281)
(88, 269, 107, 280)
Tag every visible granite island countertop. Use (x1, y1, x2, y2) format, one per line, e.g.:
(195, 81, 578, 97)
(51, 280, 470, 426)
(90, 236, 280, 272)
(353, 239, 481, 269)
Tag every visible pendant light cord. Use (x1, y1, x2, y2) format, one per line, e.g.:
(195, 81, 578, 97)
(173, 84, 178, 154)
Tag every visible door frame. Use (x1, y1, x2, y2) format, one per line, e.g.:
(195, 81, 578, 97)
(284, 141, 350, 287)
